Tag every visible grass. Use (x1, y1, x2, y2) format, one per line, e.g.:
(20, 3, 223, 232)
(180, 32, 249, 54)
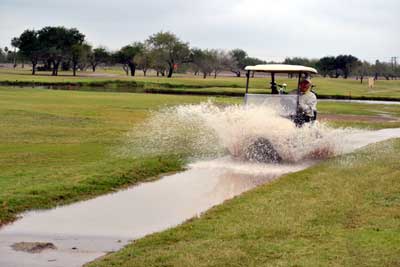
(1, 85, 400, 226)
(1, 84, 399, 266)
(1, 68, 400, 100)
(0, 86, 225, 225)
(87, 138, 400, 267)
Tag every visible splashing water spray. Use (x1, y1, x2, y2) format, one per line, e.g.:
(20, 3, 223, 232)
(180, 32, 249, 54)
(123, 100, 362, 164)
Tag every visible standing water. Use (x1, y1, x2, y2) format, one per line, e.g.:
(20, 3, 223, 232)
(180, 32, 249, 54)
(1, 101, 400, 267)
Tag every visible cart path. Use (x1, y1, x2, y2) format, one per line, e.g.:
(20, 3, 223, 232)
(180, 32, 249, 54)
(320, 113, 400, 122)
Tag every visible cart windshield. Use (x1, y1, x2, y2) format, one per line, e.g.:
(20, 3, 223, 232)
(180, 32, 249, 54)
(244, 94, 298, 117)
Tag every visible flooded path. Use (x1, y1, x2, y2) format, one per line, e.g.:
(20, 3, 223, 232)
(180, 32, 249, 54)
(0, 159, 311, 267)
(1, 128, 400, 267)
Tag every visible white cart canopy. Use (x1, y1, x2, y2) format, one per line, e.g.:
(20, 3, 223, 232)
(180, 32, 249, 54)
(245, 64, 318, 74)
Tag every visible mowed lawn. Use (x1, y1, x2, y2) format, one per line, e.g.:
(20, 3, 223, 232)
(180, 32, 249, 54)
(89, 139, 400, 267)
(1, 85, 400, 266)
(1, 85, 400, 226)
(1, 68, 400, 99)
(0, 86, 215, 225)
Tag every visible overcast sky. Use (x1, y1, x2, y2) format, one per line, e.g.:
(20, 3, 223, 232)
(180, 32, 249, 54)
(1, 0, 399, 62)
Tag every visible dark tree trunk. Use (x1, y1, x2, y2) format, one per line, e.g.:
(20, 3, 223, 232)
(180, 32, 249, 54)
(156, 71, 159, 77)
(128, 62, 136, 76)
(52, 61, 60, 76)
(143, 69, 147, 76)
(167, 66, 173, 78)
(161, 71, 165, 77)
(72, 62, 78, 76)
(13, 48, 17, 69)
(31, 61, 37, 75)
(92, 64, 96, 72)
(214, 71, 217, 79)
(360, 76, 363, 84)
(203, 72, 207, 79)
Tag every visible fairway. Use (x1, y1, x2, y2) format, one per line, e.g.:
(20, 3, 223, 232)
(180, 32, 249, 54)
(1, 86, 400, 267)
(1, 68, 400, 100)
(2, 1, 399, 266)
(1, 85, 400, 226)
(0, 86, 218, 225)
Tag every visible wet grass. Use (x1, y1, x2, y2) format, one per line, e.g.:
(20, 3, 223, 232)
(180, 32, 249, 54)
(1, 85, 399, 226)
(88, 138, 400, 267)
(1, 68, 400, 100)
(0, 86, 221, 225)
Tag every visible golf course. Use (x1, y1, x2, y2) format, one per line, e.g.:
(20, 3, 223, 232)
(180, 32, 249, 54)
(0, 67, 400, 266)
(1, 1, 399, 264)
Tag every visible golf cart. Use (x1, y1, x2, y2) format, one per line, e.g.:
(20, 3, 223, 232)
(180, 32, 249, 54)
(244, 64, 318, 125)
(241, 64, 319, 163)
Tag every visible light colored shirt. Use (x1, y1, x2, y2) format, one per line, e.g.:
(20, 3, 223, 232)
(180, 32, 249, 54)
(299, 90, 317, 117)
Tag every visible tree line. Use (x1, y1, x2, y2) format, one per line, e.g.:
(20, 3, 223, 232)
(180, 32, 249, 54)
(4, 26, 265, 78)
(284, 56, 399, 81)
(2, 26, 399, 80)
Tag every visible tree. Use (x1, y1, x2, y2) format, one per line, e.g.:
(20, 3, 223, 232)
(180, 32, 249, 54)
(355, 61, 371, 84)
(316, 56, 336, 77)
(89, 47, 110, 72)
(71, 43, 92, 76)
(11, 37, 20, 68)
(335, 55, 359, 79)
(373, 60, 394, 80)
(209, 49, 232, 78)
(149, 48, 168, 76)
(229, 49, 247, 77)
(147, 32, 191, 78)
(134, 46, 153, 76)
(14, 30, 41, 74)
(37, 26, 85, 76)
(0, 48, 5, 62)
(192, 48, 214, 79)
(115, 42, 144, 76)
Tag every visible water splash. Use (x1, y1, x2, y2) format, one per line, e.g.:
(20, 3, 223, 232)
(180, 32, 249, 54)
(123, 101, 363, 162)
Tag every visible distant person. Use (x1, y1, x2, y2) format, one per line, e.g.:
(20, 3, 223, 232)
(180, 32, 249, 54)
(295, 78, 317, 126)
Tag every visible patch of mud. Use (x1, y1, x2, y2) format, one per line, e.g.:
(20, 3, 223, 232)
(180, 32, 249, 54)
(11, 242, 56, 253)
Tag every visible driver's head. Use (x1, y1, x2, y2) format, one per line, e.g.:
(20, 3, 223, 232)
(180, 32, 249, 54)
(299, 78, 312, 93)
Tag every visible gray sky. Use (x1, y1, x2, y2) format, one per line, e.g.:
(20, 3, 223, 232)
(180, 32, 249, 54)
(1, 0, 399, 62)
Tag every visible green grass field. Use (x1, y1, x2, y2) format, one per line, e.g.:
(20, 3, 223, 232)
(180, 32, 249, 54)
(0, 86, 219, 225)
(88, 139, 400, 267)
(1, 68, 400, 99)
(1, 85, 400, 226)
(1, 84, 400, 266)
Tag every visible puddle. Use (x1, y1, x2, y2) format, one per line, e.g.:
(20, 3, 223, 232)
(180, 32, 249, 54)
(1, 128, 400, 267)
(0, 158, 312, 267)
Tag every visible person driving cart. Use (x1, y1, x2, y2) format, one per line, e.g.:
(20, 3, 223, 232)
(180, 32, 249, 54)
(295, 78, 317, 126)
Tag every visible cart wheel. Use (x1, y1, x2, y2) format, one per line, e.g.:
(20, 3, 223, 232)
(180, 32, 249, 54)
(245, 137, 282, 163)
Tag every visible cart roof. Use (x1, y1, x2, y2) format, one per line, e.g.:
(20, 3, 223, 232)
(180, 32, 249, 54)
(245, 64, 318, 74)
